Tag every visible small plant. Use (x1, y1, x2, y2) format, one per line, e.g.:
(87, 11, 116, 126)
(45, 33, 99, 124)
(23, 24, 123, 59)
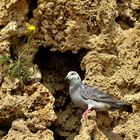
(0, 54, 12, 74)
(26, 24, 36, 43)
(8, 60, 32, 82)
(0, 54, 32, 83)
(0, 24, 36, 83)
(0, 54, 11, 64)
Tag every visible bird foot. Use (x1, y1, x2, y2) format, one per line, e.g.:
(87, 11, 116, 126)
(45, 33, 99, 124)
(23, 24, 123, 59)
(82, 109, 91, 118)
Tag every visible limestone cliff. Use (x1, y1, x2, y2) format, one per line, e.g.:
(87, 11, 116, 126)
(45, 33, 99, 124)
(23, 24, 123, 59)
(0, 0, 140, 140)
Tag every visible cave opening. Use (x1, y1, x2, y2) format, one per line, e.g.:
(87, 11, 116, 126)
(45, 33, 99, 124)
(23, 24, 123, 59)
(115, 16, 134, 30)
(33, 46, 88, 139)
(33, 47, 87, 76)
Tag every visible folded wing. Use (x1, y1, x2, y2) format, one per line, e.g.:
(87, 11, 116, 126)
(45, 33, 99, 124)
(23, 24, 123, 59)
(79, 83, 132, 113)
(79, 83, 118, 103)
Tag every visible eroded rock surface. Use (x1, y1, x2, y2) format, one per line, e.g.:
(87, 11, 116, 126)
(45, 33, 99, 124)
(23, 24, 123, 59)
(0, 0, 140, 140)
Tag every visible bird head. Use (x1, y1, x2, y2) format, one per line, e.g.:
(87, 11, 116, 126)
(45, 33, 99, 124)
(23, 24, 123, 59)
(65, 71, 81, 82)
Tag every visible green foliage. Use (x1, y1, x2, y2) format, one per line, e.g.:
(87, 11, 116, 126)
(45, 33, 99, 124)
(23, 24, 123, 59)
(8, 60, 32, 82)
(0, 55, 11, 74)
(0, 55, 32, 83)
(0, 54, 11, 64)
(0, 24, 36, 83)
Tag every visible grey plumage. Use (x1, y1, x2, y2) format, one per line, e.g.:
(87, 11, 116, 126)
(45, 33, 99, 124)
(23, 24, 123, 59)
(65, 71, 132, 115)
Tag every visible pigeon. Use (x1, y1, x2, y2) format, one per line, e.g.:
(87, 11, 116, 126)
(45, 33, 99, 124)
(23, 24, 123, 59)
(65, 71, 133, 117)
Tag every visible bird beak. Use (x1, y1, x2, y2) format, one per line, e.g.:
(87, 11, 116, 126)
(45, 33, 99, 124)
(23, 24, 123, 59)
(65, 74, 69, 80)
(65, 75, 68, 80)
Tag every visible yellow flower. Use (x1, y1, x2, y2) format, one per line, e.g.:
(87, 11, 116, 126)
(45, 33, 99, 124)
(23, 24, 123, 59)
(27, 25, 36, 31)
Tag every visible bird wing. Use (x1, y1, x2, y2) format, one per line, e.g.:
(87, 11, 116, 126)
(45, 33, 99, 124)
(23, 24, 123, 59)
(79, 83, 118, 103)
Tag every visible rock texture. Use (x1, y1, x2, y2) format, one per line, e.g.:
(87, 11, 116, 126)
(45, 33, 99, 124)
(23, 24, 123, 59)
(0, 0, 140, 140)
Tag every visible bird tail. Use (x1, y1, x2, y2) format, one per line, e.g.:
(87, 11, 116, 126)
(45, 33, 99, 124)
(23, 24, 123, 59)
(115, 101, 133, 113)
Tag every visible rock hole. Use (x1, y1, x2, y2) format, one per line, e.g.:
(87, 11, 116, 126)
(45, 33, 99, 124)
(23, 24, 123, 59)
(116, 0, 125, 3)
(33, 46, 88, 139)
(115, 16, 134, 30)
(0, 25, 5, 29)
(53, 135, 66, 140)
(134, 135, 138, 139)
(121, 134, 125, 138)
(10, 36, 28, 60)
(134, 9, 140, 21)
(27, 0, 37, 19)
(0, 121, 12, 138)
(134, 88, 140, 93)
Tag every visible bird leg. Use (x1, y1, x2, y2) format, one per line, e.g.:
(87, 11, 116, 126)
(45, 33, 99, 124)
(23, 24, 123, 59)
(82, 109, 91, 118)
(82, 105, 93, 118)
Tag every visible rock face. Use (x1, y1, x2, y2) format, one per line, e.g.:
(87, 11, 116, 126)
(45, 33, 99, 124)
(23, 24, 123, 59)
(0, 0, 140, 140)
